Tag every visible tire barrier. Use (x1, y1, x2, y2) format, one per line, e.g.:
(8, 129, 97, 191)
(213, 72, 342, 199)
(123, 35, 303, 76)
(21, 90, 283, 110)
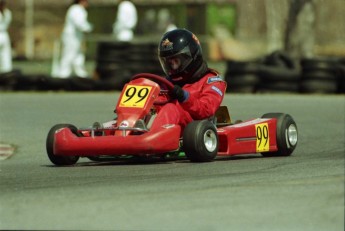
(224, 60, 262, 93)
(1, 51, 344, 94)
(225, 51, 300, 93)
(257, 51, 300, 93)
(224, 51, 344, 94)
(94, 41, 164, 89)
(0, 72, 156, 92)
(338, 58, 345, 93)
(0, 41, 166, 91)
(0, 71, 116, 91)
(300, 57, 344, 94)
(0, 69, 20, 91)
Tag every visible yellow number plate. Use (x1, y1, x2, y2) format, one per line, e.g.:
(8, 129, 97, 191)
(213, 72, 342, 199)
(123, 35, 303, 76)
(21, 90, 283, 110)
(255, 123, 269, 152)
(119, 85, 152, 108)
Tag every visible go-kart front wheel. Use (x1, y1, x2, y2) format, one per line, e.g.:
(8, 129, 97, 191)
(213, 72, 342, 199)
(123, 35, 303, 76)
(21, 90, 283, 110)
(261, 113, 298, 157)
(183, 120, 219, 162)
(46, 124, 80, 166)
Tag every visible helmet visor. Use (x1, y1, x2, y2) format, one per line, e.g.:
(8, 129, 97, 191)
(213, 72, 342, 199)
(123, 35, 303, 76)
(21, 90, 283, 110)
(159, 46, 193, 76)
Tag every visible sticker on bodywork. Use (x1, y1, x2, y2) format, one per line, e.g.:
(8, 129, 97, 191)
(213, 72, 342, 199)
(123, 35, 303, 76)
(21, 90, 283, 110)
(256, 123, 269, 152)
(119, 85, 152, 108)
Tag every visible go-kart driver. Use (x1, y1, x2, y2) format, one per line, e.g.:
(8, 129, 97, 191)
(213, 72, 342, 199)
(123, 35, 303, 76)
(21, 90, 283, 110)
(150, 28, 227, 131)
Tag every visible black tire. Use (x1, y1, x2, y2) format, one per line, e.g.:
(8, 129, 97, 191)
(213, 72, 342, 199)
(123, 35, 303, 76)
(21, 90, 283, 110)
(13, 74, 41, 91)
(225, 60, 262, 75)
(258, 66, 300, 82)
(95, 41, 163, 81)
(301, 57, 339, 72)
(264, 51, 296, 69)
(46, 124, 80, 166)
(183, 120, 218, 162)
(228, 85, 256, 93)
(225, 74, 260, 86)
(44, 78, 71, 91)
(94, 76, 130, 91)
(261, 113, 298, 157)
(225, 74, 259, 93)
(301, 71, 337, 81)
(300, 79, 338, 93)
(0, 69, 21, 89)
(257, 81, 299, 93)
(69, 77, 96, 91)
(338, 64, 345, 93)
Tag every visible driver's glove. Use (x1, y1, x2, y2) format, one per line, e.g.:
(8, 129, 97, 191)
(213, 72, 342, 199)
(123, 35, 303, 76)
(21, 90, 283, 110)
(171, 85, 189, 103)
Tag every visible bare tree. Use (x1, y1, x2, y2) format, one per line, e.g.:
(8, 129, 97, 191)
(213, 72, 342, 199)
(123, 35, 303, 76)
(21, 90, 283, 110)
(265, 0, 289, 53)
(284, 0, 316, 59)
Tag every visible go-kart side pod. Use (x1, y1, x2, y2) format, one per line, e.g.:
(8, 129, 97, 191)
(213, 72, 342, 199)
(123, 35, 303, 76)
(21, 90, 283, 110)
(46, 124, 80, 166)
(261, 113, 298, 157)
(183, 120, 219, 162)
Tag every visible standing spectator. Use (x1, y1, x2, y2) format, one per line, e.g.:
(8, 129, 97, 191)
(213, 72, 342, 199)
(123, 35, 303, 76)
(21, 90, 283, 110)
(165, 18, 177, 33)
(0, 0, 12, 73)
(157, 8, 177, 33)
(113, 0, 137, 41)
(55, 0, 93, 78)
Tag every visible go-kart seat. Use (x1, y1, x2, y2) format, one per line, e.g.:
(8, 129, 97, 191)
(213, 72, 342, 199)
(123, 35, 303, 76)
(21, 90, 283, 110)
(214, 106, 232, 127)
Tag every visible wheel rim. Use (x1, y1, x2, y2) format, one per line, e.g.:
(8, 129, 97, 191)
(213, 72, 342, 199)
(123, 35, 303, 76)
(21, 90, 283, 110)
(204, 129, 217, 152)
(286, 124, 298, 146)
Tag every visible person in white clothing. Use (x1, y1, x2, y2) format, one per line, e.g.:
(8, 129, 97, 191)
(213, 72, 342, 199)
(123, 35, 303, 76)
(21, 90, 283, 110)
(0, 0, 12, 73)
(56, 0, 93, 78)
(113, 0, 137, 41)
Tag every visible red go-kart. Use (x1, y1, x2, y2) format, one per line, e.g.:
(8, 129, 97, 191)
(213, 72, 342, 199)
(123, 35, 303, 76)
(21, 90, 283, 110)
(46, 73, 298, 166)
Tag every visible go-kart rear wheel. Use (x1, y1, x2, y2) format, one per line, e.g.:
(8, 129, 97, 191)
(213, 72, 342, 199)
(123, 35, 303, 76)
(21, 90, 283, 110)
(183, 120, 218, 162)
(261, 113, 298, 157)
(46, 124, 80, 166)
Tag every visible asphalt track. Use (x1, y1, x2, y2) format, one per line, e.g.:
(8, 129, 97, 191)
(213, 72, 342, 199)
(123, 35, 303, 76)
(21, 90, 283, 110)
(0, 92, 344, 231)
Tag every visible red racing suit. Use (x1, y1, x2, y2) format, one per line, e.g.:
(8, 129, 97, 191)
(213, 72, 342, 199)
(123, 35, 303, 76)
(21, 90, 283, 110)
(150, 70, 227, 132)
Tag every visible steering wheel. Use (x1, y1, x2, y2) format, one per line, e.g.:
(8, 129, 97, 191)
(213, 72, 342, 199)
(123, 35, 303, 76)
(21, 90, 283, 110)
(131, 73, 174, 105)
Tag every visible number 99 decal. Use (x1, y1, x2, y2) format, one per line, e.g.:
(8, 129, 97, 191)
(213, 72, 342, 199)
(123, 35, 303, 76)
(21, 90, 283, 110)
(255, 123, 269, 152)
(119, 85, 152, 108)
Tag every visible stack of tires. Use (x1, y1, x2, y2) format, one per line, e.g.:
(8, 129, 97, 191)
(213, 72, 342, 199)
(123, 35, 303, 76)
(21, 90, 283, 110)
(0, 70, 22, 91)
(0, 70, 54, 91)
(257, 51, 300, 93)
(224, 59, 262, 93)
(95, 41, 164, 90)
(0, 70, 98, 91)
(300, 57, 342, 94)
(224, 51, 301, 94)
(338, 58, 345, 94)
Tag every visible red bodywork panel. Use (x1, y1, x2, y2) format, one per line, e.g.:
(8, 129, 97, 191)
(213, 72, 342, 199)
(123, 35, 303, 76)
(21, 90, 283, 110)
(54, 125, 180, 156)
(217, 118, 278, 156)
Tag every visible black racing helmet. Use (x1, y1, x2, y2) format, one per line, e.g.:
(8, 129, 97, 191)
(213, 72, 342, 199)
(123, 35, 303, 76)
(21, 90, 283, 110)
(158, 28, 207, 84)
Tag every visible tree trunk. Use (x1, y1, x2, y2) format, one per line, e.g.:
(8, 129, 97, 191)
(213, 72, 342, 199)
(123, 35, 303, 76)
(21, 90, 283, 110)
(284, 0, 316, 59)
